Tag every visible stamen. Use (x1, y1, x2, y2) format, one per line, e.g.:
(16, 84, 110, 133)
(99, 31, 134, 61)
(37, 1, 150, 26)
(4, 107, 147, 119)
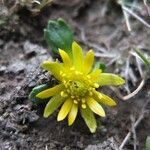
(63, 80, 66, 84)
(94, 83, 99, 88)
(62, 73, 66, 77)
(60, 91, 68, 97)
(73, 100, 78, 104)
(63, 80, 89, 102)
(81, 104, 86, 109)
(60, 71, 63, 75)
(71, 95, 75, 99)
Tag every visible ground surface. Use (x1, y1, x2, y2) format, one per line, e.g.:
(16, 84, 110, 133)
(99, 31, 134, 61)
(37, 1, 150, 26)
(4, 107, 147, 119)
(0, 0, 150, 150)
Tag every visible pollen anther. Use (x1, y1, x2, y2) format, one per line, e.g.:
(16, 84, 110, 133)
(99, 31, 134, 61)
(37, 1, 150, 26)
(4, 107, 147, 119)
(62, 73, 66, 77)
(71, 95, 75, 99)
(60, 71, 63, 75)
(94, 83, 99, 88)
(82, 104, 86, 109)
(74, 100, 78, 104)
(60, 91, 68, 97)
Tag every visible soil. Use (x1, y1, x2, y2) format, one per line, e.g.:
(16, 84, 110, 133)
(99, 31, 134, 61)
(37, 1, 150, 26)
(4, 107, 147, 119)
(0, 0, 150, 150)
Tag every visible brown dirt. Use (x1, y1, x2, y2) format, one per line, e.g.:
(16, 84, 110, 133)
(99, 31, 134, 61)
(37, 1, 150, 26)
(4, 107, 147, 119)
(0, 0, 150, 149)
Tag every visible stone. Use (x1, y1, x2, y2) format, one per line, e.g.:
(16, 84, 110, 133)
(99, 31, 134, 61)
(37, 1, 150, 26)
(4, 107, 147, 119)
(7, 61, 26, 74)
(23, 41, 47, 58)
(0, 66, 6, 75)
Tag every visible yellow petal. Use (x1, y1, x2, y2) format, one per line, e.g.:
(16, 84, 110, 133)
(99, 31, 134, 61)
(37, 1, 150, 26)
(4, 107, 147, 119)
(93, 91, 116, 106)
(41, 61, 64, 81)
(83, 50, 94, 74)
(68, 103, 78, 126)
(59, 49, 72, 67)
(80, 106, 97, 133)
(57, 99, 73, 121)
(89, 69, 101, 82)
(87, 97, 105, 117)
(44, 95, 65, 118)
(98, 73, 125, 86)
(36, 84, 64, 99)
(72, 41, 84, 71)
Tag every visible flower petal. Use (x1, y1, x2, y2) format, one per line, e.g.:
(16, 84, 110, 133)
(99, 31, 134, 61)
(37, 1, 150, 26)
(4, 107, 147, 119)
(80, 106, 97, 133)
(98, 73, 125, 86)
(89, 69, 101, 82)
(36, 84, 64, 99)
(41, 61, 64, 81)
(87, 97, 105, 117)
(83, 50, 94, 74)
(44, 95, 65, 118)
(59, 49, 72, 67)
(57, 98, 73, 121)
(72, 41, 84, 71)
(68, 103, 78, 126)
(93, 91, 116, 106)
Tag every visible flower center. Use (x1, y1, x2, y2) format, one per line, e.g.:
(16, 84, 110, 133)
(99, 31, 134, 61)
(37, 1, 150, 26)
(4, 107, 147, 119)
(65, 80, 88, 98)
(61, 80, 97, 109)
(60, 69, 100, 109)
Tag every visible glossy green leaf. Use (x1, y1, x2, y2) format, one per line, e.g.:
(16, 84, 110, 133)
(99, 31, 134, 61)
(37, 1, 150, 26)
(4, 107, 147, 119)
(94, 62, 106, 72)
(29, 84, 50, 104)
(134, 48, 150, 74)
(146, 136, 150, 150)
(44, 18, 73, 56)
(80, 107, 97, 133)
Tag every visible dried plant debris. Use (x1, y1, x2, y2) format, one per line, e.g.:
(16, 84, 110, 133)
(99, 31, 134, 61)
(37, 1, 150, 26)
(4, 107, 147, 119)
(118, 0, 150, 31)
(1, 0, 53, 14)
(53, 0, 91, 17)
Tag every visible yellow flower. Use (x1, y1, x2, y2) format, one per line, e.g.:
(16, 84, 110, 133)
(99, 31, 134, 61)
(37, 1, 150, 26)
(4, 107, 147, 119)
(36, 41, 125, 133)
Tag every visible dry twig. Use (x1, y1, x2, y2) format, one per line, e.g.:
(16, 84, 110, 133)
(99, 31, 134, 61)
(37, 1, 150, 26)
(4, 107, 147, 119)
(122, 6, 150, 29)
(122, 8, 132, 31)
(131, 115, 137, 150)
(122, 79, 145, 100)
(111, 79, 145, 101)
(143, 0, 150, 16)
(119, 99, 150, 149)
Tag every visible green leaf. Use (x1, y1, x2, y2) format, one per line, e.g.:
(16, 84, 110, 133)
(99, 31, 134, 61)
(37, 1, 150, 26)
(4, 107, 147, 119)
(29, 84, 50, 104)
(94, 62, 106, 72)
(146, 136, 150, 150)
(44, 94, 65, 118)
(44, 18, 73, 56)
(134, 48, 150, 74)
(80, 107, 97, 133)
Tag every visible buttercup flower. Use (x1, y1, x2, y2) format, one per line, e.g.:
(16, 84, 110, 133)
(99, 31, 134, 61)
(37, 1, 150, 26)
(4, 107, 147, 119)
(36, 41, 125, 133)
